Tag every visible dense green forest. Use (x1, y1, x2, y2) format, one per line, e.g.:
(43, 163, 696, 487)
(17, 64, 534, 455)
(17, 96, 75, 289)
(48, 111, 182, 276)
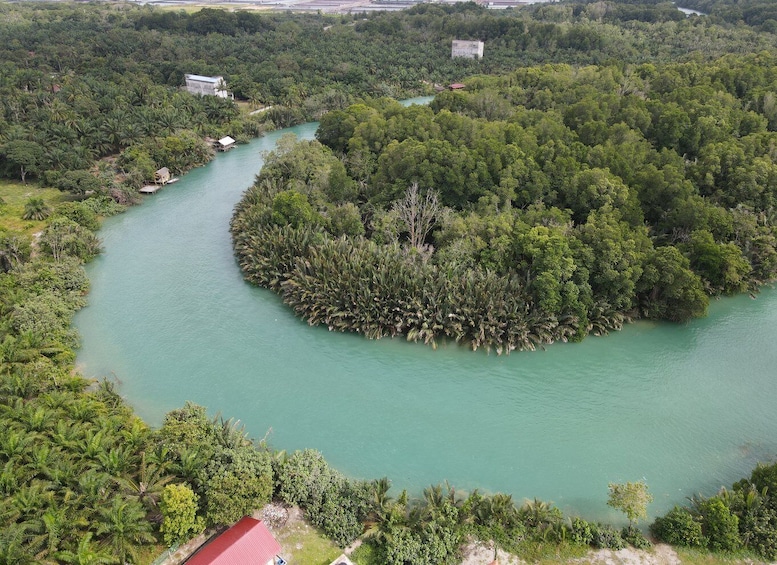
(232, 53, 777, 352)
(2, 0, 777, 562)
(677, 0, 777, 30)
(1, 0, 776, 190)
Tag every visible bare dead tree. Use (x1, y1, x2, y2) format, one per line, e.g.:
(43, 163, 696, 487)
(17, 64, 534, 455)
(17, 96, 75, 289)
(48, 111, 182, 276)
(392, 181, 441, 250)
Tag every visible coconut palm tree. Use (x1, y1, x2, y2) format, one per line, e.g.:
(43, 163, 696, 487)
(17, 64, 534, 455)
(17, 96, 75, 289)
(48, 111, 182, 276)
(22, 197, 51, 221)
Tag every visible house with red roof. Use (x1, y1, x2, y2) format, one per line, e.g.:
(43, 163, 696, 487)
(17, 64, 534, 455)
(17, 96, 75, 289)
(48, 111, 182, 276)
(185, 516, 283, 565)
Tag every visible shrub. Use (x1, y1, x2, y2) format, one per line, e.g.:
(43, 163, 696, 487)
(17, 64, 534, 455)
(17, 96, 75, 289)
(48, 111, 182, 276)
(591, 523, 625, 549)
(650, 506, 704, 547)
(48, 169, 103, 195)
(159, 483, 205, 547)
(569, 517, 594, 545)
(699, 497, 741, 552)
(55, 202, 100, 231)
(750, 463, 777, 501)
(202, 446, 273, 527)
(622, 525, 652, 549)
(38, 217, 101, 262)
(276, 449, 369, 546)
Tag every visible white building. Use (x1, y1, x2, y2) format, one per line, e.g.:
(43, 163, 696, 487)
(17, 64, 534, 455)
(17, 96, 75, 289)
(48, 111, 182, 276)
(184, 74, 231, 98)
(451, 40, 484, 59)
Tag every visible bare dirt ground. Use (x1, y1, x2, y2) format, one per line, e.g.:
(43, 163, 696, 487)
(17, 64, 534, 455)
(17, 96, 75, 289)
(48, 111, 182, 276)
(459, 541, 683, 565)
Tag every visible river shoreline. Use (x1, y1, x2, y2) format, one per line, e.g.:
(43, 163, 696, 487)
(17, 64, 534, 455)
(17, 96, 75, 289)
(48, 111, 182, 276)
(75, 97, 777, 524)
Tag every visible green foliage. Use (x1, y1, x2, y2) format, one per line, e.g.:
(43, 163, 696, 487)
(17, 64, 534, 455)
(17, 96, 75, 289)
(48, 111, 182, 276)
(637, 246, 708, 322)
(568, 517, 594, 545)
(328, 203, 365, 237)
(651, 506, 705, 547)
(4, 3, 777, 562)
(80, 196, 126, 218)
(39, 217, 101, 262)
(158, 402, 213, 453)
(591, 523, 625, 550)
(271, 190, 318, 228)
(22, 197, 51, 221)
(749, 462, 777, 497)
(0, 233, 31, 273)
(159, 484, 204, 546)
(157, 403, 274, 527)
(698, 497, 741, 552)
(202, 445, 274, 526)
(275, 449, 370, 546)
(2, 141, 45, 183)
(686, 230, 751, 294)
(47, 170, 103, 196)
(607, 481, 653, 527)
(96, 497, 155, 564)
(235, 54, 777, 355)
(54, 202, 100, 232)
(621, 525, 652, 549)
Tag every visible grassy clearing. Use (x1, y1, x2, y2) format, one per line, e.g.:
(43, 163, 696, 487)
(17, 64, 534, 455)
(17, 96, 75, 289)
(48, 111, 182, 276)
(272, 518, 343, 565)
(516, 540, 590, 563)
(0, 180, 67, 236)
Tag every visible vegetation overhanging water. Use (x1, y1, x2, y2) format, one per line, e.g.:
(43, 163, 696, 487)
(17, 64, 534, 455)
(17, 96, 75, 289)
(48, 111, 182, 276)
(75, 100, 777, 524)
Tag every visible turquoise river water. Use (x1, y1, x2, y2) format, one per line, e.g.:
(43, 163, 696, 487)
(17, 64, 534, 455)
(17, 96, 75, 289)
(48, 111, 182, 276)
(75, 99, 777, 524)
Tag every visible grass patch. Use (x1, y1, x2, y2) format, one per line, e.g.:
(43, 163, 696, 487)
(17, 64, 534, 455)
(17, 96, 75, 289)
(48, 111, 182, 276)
(674, 547, 769, 565)
(512, 540, 590, 563)
(350, 542, 380, 565)
(0, 180, 67, 236)
(272, 519, 343, 565)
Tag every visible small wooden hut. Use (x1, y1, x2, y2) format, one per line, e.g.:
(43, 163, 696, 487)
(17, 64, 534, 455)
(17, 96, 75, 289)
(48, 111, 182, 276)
(155, 167, 171, 185)
(216, 136, 236, 151)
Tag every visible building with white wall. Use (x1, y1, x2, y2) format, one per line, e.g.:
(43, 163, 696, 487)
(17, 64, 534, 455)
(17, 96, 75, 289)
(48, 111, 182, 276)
(451, 40, 484, 59)
(184, 74, 231, 98)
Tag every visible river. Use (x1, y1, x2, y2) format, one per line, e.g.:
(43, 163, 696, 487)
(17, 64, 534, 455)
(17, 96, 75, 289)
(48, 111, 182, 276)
(75, 98, 776, 523)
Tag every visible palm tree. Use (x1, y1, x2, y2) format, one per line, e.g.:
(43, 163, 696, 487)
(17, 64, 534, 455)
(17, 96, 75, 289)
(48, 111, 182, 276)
(76, 470, 113, 512)
(37, 505, 83, 560)
(172, 447, 208, 485)
(22, 197, 51, 221)
(0, 521, 38, 565)
(55, 532, 117, 565)
(95, 498, 154, 564)
(116, 452, 173, 513)
(363, 477, 393, 537)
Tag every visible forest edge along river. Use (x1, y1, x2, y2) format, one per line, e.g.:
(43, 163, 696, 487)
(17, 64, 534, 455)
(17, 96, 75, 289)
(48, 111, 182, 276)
(75, 96, 777, 524)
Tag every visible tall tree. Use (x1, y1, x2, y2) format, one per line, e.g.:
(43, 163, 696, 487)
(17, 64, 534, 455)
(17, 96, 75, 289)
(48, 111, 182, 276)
(392, 182, 441, 250)
(607, 481, 653, 528)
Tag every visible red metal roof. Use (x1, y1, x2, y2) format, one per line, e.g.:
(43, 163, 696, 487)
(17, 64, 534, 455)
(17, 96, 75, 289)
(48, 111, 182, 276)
(186, 517, 282, 565)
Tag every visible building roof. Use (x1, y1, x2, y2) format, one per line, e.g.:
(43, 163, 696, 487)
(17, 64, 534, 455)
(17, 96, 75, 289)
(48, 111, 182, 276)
(218, 136, 236, 146)
(186, 517, 281, 565)
(185, 74, 223, 83)
(449, 83, 466, 89)
(156, 167, 170, 176)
